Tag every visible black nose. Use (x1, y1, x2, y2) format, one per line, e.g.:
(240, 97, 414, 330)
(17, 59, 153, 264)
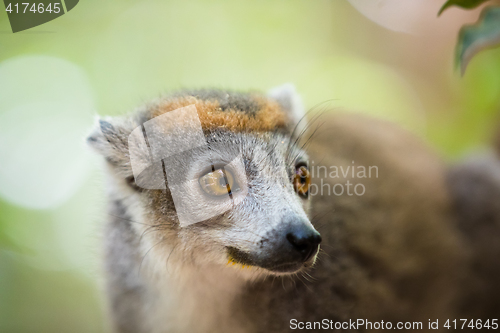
(286, 228, 322, 262)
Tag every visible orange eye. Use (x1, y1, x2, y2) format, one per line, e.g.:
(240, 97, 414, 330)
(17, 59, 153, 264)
(293, 165, 311, 197)
(199, 168, 235, 197)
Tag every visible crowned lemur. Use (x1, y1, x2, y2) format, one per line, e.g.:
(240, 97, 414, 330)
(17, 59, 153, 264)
(87, 84, 500, 333)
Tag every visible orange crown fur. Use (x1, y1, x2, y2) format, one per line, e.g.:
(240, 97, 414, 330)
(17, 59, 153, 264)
(149, 96, 289, 132)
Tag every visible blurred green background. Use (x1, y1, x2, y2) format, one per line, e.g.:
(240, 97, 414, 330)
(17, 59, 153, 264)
(0, 0, 499, 332)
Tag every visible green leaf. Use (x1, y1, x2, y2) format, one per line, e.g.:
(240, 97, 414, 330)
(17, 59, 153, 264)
(438, 0, 490, 16)
(456, 6, 500, 75)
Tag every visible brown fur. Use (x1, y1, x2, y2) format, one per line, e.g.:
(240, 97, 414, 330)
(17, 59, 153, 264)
(149, 96, 288, 133)
(89, 89, 500, 333)
(237, 113, 470, 332)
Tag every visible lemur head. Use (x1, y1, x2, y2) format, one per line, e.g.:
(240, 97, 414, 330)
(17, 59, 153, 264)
(88, 84, 321, 276)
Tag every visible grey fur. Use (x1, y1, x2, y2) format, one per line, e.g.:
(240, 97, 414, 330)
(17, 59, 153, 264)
(88, 88, 500, 333)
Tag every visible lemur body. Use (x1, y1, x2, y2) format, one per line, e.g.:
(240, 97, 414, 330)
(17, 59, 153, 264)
(88, 86, 500, 333)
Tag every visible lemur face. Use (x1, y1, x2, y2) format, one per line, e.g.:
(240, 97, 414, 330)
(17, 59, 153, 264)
(150, 130, 320, 275)
(88, 85, 321, 276)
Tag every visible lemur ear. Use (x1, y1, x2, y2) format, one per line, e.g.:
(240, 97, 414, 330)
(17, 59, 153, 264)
(267, 83, 306, 133)
(86, 117, 135, 173)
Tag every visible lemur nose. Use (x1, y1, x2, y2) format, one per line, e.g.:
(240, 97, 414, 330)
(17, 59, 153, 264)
(286, 228, 322, 262)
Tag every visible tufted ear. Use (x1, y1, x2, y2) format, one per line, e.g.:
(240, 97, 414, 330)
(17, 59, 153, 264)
(86, 117, 137, 175)
(267, 83, 306, 134)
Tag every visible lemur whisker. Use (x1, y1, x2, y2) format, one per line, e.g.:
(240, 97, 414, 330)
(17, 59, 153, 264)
(310, 205, 335, 222)
(299, 122, 326, 153)
(285, 111, 323, 164)
(290, 123, 331, 168)
(300, 272, 312, 283)
(285, 100, 336, 161)
(281, 277, 287, 291)
(139, 226, 168, 245)
(289, 274, 297, 290)
(286, 108, 312, 149)
(166, 243, 180, 273)
(286, 118, 313, 164)
(311, 206, 336, 229)
(296, 274, 308, 288)
(303, 271, 317, 282)
(297, 274, 314, 292)
(286, 110, 328, 166)
(139, 239, 167, 274)
(318, 247, 340, 262)
(315, 153, 328, 167)
(285, 108, 315, 160)
(318, 249, 332, 259)
(289, 119, 328, 165)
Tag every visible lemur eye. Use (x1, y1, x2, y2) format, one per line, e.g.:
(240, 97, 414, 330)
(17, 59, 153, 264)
(293, 164, 311, 198)
(199, 168, 237, 197)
